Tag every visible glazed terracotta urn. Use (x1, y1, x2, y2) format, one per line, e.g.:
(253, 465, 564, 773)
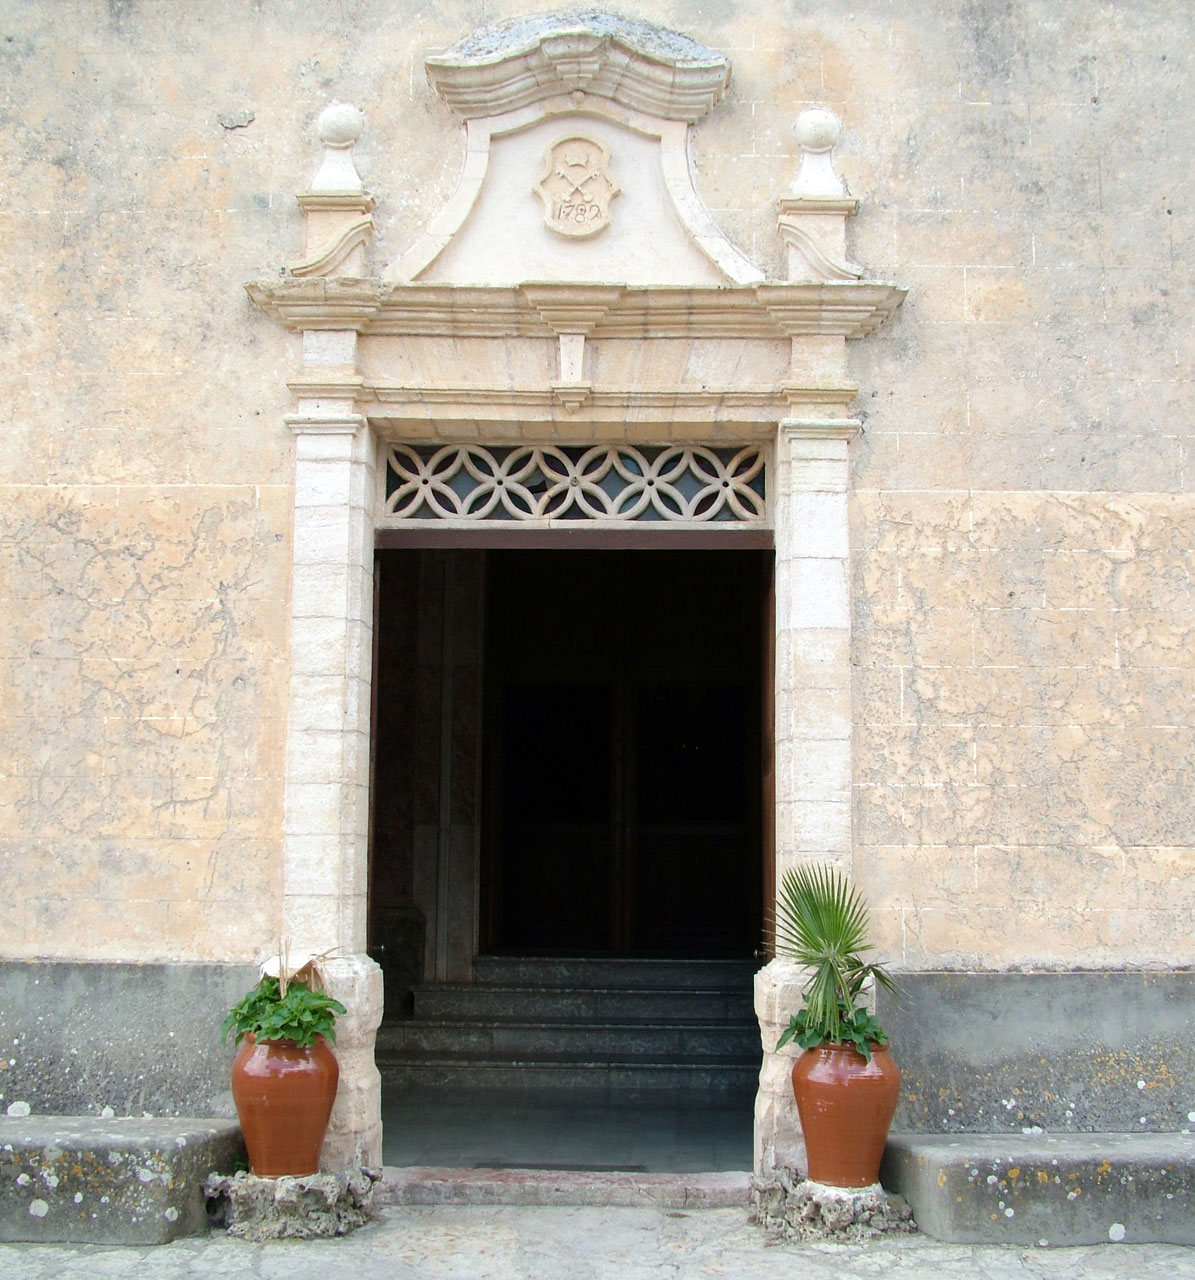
(230, 1034, 339, 1177)
(791, 1040, 901, 1187)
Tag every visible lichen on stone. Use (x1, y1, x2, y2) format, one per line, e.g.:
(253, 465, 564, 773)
(204, 1168, 380, 1241)
(750, 1167, 917, 1243)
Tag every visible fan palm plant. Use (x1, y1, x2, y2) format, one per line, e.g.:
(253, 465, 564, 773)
(771, 863, 900, 1061)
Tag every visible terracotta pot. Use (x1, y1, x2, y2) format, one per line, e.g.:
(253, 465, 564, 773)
(230, 1034, 339, 1176)
(791, 1040, 900, 1188)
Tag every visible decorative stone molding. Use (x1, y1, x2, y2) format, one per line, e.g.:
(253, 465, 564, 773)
(289, 104, 375, 279)
(384, 97, 761, 286)
(247, 279, 905, 339)
(777, 212, 863, 283)
(384, 14, 757, 285)
(533, 133, 621, 238)
(777, 110, 862, 284)
(788, 108, 850, 199)
(424, 12, 730, 123)
(380, 442, 766, 526)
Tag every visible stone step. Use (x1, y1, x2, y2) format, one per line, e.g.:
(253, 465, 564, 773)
(471, 956, 756, 991)
(379, 1058, 760, 1098)
(413, 983, 753, 1024)
(378, 1020, 759, 1061)
(881, 1132, 1195, 1247)
(0, 1116, 244, 1245)
(381, 1166, 752, 1208)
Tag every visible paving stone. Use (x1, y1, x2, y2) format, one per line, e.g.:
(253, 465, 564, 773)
(1, 1203, 1194, 1279)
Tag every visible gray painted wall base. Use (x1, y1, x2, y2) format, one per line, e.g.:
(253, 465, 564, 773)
(878, 972, 1195, 1133)
(0, 962, 258, 1117)
(882, 1132, 1195, 1246)
(0, 1116, 244, 1244)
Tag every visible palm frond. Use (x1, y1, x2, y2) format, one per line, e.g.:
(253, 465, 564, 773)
(769, 863, 900, 1046)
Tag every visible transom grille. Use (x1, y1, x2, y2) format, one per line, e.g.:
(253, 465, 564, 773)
(381, 443, 766, 525)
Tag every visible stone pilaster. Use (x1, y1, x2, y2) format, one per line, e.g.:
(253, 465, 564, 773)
(282, 339, 382, 1169)
(756, 416, 858, 1178)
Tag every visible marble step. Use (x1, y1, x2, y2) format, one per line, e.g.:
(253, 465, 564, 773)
(412, 983, 753, 1024)
(376, 1020, 760, 1061)
(470, 956, 757, 991)
(378, 1058, 760, 1098)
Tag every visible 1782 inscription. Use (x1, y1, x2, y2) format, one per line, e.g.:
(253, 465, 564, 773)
(533, 135, 621, 238)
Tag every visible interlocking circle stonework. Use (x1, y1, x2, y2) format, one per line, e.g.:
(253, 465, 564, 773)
(381, 444, 767, 525)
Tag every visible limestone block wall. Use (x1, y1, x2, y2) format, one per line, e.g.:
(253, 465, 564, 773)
(0, 0, 1191, 973)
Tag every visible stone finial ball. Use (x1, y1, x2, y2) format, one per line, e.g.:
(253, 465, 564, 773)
(318, 102, 365, 147)
(793, 108, 841, 153)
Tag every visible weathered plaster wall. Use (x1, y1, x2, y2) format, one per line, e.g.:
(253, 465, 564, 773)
(0, 1, 1190, 968)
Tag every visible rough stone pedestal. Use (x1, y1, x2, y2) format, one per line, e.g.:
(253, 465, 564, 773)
(205, 1167, 380, 1240)
(751, 1167, 916, 1243)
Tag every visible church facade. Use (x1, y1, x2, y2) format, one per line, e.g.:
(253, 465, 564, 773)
(1, 1, 1191, 1179)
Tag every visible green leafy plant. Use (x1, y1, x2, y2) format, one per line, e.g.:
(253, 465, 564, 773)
(221, 976, 346, 1048)
(771, 863, 900, 1061)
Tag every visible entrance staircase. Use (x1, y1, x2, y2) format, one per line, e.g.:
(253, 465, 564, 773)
(375, 956, 760, 1100)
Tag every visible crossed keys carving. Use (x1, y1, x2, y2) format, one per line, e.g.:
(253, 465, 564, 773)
(555, 164, 601, 201)
(533, 134, 621, 238)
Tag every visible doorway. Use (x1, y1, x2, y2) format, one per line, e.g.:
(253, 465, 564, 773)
(483, 548, 765, 958)
(369, 543, 771, 1000)
(370, 542, 771, 1170)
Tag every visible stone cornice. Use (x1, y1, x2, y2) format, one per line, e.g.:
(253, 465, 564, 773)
(245, 279, 906, 341)
(424, 13, 730, 124)
(355, 383, 856, 432)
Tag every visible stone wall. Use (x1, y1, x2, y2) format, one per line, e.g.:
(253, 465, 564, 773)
(0, 0, 1191, 971)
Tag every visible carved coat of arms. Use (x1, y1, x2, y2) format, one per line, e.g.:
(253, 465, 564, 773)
(533, 135, 621, 238)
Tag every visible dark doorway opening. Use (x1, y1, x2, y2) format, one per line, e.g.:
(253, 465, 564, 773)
(483, 549, 765, 958)
(369, 541, 770, 1171)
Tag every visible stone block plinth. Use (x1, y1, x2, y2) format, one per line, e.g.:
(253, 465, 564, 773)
(0, 1116, 244, 1244)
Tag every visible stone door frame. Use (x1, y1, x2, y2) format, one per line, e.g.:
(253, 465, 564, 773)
(275, 395, 859, 1172)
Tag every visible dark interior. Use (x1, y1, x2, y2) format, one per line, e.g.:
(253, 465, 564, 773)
(482, 549, 766, 957)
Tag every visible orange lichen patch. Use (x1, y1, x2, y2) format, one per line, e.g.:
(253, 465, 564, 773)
(1098, 1160, 1112, 1174)
(1008, 1167, 1020, 1180)
(937, 1171, 947, 1187)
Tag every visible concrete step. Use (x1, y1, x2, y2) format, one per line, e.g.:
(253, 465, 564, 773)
(881, 1131, 1195, 1247)
(377, 1019, 759, 1061)
(379, 1059, 760, 1098)
(414, 983, 752, 1024)
(0, 1116, 244, 1245)
(471, 956, 756, 991)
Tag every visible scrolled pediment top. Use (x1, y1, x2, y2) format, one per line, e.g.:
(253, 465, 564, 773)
(425, 11, 730, 123)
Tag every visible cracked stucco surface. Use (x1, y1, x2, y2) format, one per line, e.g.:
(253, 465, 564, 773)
(0, 0, 1192, 967)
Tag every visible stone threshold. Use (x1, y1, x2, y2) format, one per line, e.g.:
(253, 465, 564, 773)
(379, 1165, 751, 1208)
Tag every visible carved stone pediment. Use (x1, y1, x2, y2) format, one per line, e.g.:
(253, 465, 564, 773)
(424, 11, 731, 123)
(245, 14, 905, 430)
